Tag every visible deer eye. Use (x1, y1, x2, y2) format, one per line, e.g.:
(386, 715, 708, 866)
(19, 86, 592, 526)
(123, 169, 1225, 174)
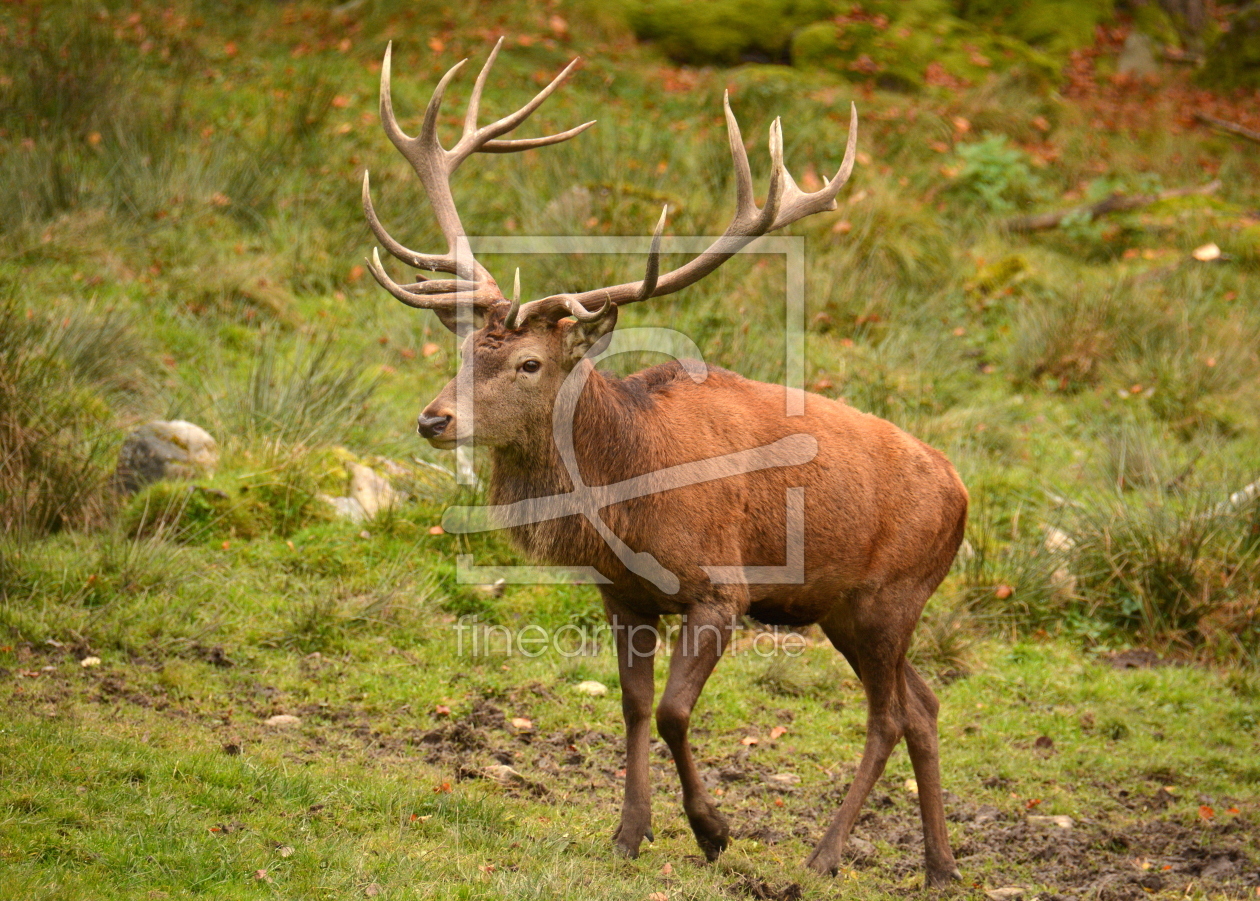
(520, 359, 541, 374)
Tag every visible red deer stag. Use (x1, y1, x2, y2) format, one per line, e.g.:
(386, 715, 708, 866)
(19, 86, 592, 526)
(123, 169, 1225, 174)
(361, 39, 968, 886)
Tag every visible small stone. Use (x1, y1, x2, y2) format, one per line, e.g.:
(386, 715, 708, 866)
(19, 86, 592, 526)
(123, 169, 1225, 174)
(277, 845, 295, 858)
(348, 462, 401, 519)
(265, 714, 302, 727)
(472, 579, 506, 599)
(985, 888, 1025, 901)
(483, 764, 525, 784)
(765, 773, 801, 787)
(574, 680, 608, 697)
(318, 493, 367, 523)
(1043, 526, 1075, 554)
(1192, 242, 1222, 262)
(1027, 814, 1073, 829)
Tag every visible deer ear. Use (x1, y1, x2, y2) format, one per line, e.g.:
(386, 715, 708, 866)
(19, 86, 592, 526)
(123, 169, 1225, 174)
(432, 307, 487, 337)
(561, 306, 618, 364)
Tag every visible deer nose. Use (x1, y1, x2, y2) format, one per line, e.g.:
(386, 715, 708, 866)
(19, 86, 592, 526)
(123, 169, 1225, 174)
(417, 413, 452, 439)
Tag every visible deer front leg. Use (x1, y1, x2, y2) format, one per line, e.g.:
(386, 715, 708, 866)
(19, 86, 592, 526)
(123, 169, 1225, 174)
(656, 602, 736, 861)
(607, 604, 660, 859)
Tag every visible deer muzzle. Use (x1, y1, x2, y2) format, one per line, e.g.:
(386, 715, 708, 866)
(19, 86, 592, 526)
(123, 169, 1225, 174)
(417, 412, 455, 446)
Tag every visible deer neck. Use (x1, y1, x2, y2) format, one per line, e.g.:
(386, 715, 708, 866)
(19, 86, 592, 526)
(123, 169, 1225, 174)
(490, 364, 639, 499)
(488, 365, 643, 564)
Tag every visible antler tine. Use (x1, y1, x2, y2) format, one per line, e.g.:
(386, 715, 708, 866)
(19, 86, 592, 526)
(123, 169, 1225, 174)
(635, 205, 668, 302)
(363, 171, 477, 275)
(507, 207, 664, 328)
(463, 37, 502, 137)
(366, 248, 498, 312)
(724, 92, 756, 218)
(418, 56, 468, 149)
(504, 268, 522, 329)
(456, 38, 597, 154)
(367, 39, 597, 320)
(449, 56, 589, 166)
(769, 102, 859, 230)
(527, 98, 858, 312)
(481, 120, 597, 153)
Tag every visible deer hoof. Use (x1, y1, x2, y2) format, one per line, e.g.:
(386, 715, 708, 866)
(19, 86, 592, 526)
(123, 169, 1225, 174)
(612, 820, 651, 859)
(688, 810, 730, 862)
(803, 843, 841, 876)
(926, 865, 963, 888)
(803, 855, 837, 876)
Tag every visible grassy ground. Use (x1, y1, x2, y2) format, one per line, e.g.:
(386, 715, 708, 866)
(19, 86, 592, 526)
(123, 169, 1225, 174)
(2, 0, 1259, 897)
(4, 624, 1259, 900)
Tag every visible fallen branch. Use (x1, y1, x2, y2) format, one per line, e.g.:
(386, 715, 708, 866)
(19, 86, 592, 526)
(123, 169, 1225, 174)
(1006, 180, 1221, 233)
(1194, 112, 1260, 145)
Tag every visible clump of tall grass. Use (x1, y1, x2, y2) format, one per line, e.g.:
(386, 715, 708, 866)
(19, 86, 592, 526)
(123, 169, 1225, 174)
(0, 524, 215, 653)
(208, 334, 380, 450)
(0, 291, 153, 537)
(1007, 284, 1136, 390)
(964, 480, 1260, 663)
(1062, 490, 1260, 660)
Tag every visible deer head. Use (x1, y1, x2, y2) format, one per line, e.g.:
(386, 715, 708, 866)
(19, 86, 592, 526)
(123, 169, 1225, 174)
(362, 39, 858, 450)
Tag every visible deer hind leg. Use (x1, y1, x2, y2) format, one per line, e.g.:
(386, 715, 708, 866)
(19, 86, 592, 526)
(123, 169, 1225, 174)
(607, 603, 660, 859)
(804, 621, 907, 877)
(655, 602, 737, 861)
(903, 660, 961, 886)
(806, 589, 959, 886)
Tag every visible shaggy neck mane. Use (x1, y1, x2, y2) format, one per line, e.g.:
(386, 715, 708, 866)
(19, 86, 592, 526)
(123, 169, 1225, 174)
(487, 364, 654, 566)
(490, 364, 650, 498)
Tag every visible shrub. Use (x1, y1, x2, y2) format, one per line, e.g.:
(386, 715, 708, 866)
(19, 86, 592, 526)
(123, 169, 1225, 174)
(951, 135, 1040, 213)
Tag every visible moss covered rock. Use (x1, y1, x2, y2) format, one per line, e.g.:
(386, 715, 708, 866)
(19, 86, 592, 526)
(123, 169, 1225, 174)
(1200, 2, 1260, 90)
(792, 2, 1057, 90)
(617, 0, 841, 65)
(618, 0, 1108, 88)
(954, 0, 1115, 58)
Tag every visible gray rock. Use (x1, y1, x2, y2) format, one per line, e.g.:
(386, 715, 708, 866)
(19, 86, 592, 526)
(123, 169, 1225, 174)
(348, 462, 401, 519)
(318, 494, 367, 523)
(1118, 32, 1159, 77)
(115, 420, 218, 493)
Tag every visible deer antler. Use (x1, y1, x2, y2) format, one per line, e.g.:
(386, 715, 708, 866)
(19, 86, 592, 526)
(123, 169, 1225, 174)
(514, 94, 858, 326)
(363, 38, 595, 323)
